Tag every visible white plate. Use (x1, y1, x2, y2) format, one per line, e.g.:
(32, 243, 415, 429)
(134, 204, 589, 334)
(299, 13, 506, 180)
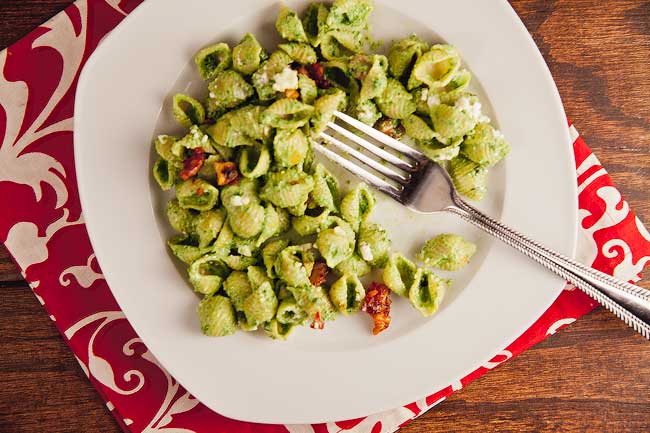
(74, 0, 576, 424)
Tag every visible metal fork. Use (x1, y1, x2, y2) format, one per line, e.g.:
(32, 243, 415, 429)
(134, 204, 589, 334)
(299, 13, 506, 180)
(314, 110, 650, 340)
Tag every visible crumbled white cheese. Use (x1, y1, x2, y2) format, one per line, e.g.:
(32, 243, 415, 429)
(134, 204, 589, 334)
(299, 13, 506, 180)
(333, 226, 346, 236)
(257, 72, 269, 85)
(357, 103, 375, 121)
(272, 67, 299, 92)
(209, 92, 216, 99)
(454, 96, 471, 111)
(229, 195, 244, 207)
(238, 245, 252, 257)
(233, 86, 248, 99)
(420, 88, 429, 102)
(359, 242, 374, 262)
(455, 96, 490, 123)
(426, 93, 441, 108)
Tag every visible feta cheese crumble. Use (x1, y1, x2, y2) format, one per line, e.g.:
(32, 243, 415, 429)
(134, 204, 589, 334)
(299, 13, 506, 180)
(455, 96, 490, 123)
(272, 67, 299, 92)
(229, 195, 244, 207)
(359, 242, 374, 262)
(233, 86, 248, 99)
(426, 93, 441, 108)
(238, 245, 252, 257)
(357, 103, 375, 121)
(333, 226, 346, 236)
(257, 72, 269, 85)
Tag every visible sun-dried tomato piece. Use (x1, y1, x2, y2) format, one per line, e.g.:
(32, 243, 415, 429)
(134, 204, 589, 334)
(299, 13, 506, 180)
(296, 65, 310, 77)
(309, 261, 329, 287)
(364, 282, 392, 315)
(295, 62, 331, 88)
(284, 88, 300, 100)
(363, 282, 392, 335)
(306, 63, 332, 89)
(310, 311, 325, 330)
(374, 117, 405, 140)
(307, 63, 325, 81)
(214, 161, 240, 186)
(371, 313, 390, 335)
(179, 148, 206, 181)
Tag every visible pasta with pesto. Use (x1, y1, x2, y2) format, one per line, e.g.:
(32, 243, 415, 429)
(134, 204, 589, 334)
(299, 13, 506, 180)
(330, 274, 365, 314)
(417, 234, 477, 271)
(152, 0, 508, 339)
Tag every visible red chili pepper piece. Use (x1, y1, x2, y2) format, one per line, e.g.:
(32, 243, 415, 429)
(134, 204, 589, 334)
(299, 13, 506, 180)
(310, 311, 325, 330)
(306, 63, 332, 89)
(363, 282, 392, 335)
(179, 148, 206, 181)
(309, 261, 329, 287)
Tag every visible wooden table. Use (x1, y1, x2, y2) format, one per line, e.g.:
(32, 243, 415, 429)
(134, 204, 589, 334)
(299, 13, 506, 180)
(1, 1, 649, 432)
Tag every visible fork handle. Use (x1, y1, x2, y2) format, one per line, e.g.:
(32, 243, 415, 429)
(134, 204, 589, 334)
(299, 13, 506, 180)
(446, 196, 650, 340)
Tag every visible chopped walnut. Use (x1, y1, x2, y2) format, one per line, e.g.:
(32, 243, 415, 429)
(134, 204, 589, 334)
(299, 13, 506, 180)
(309, 261, 329, 287)
(310, 311, 325, 330)
(374, 117, 405, 140)
(179, 148, 206, 181)
(363, 282, 392, 335)
(214, 161, 240, 186)
(284, 88, 300, 100)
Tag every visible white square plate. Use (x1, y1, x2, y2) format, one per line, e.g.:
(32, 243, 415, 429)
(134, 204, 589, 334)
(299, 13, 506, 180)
(74, 0, 576, 424)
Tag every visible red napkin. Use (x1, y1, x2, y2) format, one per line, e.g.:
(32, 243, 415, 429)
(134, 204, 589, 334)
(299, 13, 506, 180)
(1, 1, 649, 432)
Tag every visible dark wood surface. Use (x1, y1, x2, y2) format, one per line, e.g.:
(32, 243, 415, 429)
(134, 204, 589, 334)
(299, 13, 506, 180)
(1, 1, 649, 432)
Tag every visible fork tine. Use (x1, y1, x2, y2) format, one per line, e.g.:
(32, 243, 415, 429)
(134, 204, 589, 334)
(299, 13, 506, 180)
(333, 111, 426, 161)
(319, 131, 410, 184)
(311, 140, 404, 201)
(326, 122, 418, 172)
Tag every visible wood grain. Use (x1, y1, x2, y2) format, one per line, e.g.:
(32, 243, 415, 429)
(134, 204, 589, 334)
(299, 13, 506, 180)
(0, 247, 24, 283)
(1, 1, 649, 432)
(0, 0, 73, 49)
